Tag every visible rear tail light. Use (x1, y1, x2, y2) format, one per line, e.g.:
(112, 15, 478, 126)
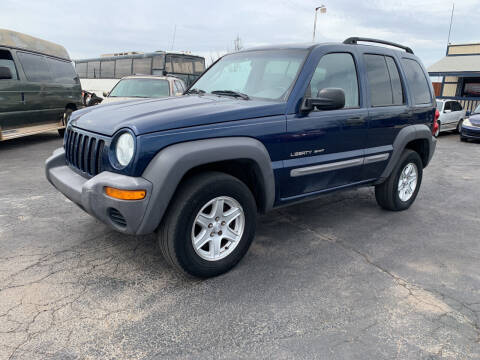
(432, 109, 440, 136)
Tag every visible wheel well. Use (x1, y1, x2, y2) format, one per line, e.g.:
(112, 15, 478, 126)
(405, 139, 429, 167)
(180, 159, 268, 213)
(66, 103, 77, 111)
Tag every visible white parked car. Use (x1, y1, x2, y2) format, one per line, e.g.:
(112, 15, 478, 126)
(435, 99, 466, 137)
(100, 75, 186, 105)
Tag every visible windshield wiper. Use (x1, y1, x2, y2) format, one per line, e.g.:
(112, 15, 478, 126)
(211, 90, 250, 100)
(185, 88, 206, 95)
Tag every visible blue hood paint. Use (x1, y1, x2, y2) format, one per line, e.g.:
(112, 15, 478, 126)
(70, 95, 286, 136)
(469, 113, 480, 126)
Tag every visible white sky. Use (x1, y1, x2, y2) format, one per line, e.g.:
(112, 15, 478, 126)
(1, 0, 478, 66)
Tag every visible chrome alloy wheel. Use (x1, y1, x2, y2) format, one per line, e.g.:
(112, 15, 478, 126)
(398, 163, 418, 202)
(191, 196, 245, 261)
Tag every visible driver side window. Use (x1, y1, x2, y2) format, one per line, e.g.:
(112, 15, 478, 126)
(0, 49, 18, 80)
(308, 53, 359, 108)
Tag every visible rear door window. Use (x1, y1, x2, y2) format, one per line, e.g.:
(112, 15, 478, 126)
(365, 54, 404, 107)
(401, 58, 432, 105)
(444, 101, 452, 111)
(17, 52, 52, 82)
(0, 49, 18, 80)
(385, 56, 404, 105)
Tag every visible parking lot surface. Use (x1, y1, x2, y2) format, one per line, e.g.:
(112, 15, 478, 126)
(1, 133, 480, 359)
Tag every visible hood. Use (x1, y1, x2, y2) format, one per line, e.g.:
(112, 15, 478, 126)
(100, 97, 142, 105)
(70, 95, 286, 136)
(469, 113, 480, 126)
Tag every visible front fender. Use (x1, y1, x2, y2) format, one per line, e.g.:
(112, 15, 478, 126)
(136, 137, 275, 235)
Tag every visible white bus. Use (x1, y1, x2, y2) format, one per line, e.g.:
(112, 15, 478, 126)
(74, 51, 205, 100)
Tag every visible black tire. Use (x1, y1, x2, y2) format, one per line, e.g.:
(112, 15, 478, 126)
(58, 108, 73, 137)
(375, 149, 423, 211)
(158, 171, 257, 278)
(460, 136, 467, 142)
(456, 119, 463, 133)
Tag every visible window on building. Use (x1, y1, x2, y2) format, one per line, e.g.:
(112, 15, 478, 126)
(309, 52, 359, 108)
(401, 58, 432, 105)
(115, 58, 132, 78)
(17, 52, 51, 82)
(87, 61, 100, 79)
(100, 61, 114, 78)
(133, 58, 152, 75)
(462, 78, 480, 97)
(194, 59, 205, 74)
(0, 50, 18, 80)
(75, 62, 87, 78)
(152, 55, 165, 70)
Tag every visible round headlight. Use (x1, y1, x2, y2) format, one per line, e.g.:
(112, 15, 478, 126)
(116, 132, 135, 167)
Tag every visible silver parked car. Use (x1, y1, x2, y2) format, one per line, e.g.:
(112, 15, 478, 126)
(101, 75, 186, 105)
(435, 99, 466, 137)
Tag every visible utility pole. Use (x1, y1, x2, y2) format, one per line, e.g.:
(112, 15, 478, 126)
(447, 2, 455, 46)
(234, 35, 243, 52)
(312, 5, 326, 42)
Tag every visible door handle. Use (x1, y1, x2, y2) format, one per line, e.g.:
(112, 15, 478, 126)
(21, 92, 26, 105)
(345, 117, 365, 126)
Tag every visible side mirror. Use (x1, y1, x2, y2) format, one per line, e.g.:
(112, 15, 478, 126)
(103, 91, 109, 97)
(466, 110, 471, 117)
(302, 88, 345, 112)
(0, 66, 12, 80)
(444, 109, 451, 113)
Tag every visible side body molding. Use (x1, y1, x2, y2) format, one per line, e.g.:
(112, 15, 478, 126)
(377, 124, 436, 183)
(137, 137, 275, 235)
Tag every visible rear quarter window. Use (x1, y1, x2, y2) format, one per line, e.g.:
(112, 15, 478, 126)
(46, 58, 77, 84)
(401, 58, 432, 105)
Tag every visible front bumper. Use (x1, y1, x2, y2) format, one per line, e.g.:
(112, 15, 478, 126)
(45, 148, 152, 234)
(461, 125, 480, 140)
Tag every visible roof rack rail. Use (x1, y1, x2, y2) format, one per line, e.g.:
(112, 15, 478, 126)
(343, 37, 414, 54)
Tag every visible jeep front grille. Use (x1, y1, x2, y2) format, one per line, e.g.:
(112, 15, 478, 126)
(65, 128, 105, 176)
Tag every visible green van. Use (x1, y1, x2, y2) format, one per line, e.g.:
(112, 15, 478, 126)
(0, 29, 82, 141)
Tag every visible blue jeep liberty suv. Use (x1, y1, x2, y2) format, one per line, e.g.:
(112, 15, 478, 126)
(46, 38, 438, 277)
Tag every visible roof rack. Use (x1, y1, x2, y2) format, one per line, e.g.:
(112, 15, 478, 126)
(343, 37, 414, 54)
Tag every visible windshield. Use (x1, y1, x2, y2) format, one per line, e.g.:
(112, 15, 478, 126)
(474, 104, 480, 114)
(109, 78, 170, 98)
(190, 50, 307, 100)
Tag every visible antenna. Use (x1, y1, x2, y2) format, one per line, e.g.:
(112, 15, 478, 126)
(447, 2, 455, 46)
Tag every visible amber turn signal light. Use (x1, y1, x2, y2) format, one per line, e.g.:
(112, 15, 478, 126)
(104, 187, 146, 200)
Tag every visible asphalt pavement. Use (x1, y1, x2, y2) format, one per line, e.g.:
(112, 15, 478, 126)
(1, 132, 479, 359)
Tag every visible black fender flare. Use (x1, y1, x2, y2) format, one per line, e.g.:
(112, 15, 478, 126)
(377, 124, 436, 183)
(136, 137, 275, 235)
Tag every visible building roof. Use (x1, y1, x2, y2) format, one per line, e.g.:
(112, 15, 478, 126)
(428, 54, 480, 75)
(0, 29, 70, 60)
